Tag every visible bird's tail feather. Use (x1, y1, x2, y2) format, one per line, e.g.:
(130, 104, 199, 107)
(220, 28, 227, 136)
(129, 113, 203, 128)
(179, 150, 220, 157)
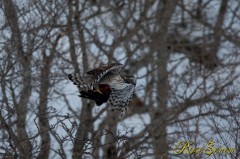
(68, 73, 92, 89)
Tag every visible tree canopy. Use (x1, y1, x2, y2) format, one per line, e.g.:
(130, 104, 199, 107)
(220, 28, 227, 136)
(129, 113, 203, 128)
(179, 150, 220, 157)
(0, 0, 240, 158)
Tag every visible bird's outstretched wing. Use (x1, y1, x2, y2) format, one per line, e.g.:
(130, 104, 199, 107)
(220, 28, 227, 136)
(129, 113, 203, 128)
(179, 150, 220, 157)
(68, 63, 123, 90)
(108, 83, 135, 113)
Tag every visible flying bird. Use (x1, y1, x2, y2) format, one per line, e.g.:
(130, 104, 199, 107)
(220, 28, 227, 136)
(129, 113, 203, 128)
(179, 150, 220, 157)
(68, 63, 136, 112)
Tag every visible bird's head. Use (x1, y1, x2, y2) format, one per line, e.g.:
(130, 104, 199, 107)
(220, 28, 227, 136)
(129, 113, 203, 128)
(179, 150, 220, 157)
(122, 75, 137, 86)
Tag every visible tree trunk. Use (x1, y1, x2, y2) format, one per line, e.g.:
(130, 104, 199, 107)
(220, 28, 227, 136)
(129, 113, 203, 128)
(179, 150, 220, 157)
(150, 1, 178, 158)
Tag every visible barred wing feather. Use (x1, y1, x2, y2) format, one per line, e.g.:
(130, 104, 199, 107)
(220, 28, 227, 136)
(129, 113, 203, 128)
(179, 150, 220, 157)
(109, 84, 135, 112)
(68, 63, 123, 90)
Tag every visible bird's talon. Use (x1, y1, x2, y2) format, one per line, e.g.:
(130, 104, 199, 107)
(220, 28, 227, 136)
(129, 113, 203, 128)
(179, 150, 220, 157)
(94, 89, 102, 94)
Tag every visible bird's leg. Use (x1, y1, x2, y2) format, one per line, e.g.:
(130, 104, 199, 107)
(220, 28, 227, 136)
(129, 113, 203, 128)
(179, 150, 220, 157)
(93, 84, 102, 94)
(94, 89, 102, 94)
